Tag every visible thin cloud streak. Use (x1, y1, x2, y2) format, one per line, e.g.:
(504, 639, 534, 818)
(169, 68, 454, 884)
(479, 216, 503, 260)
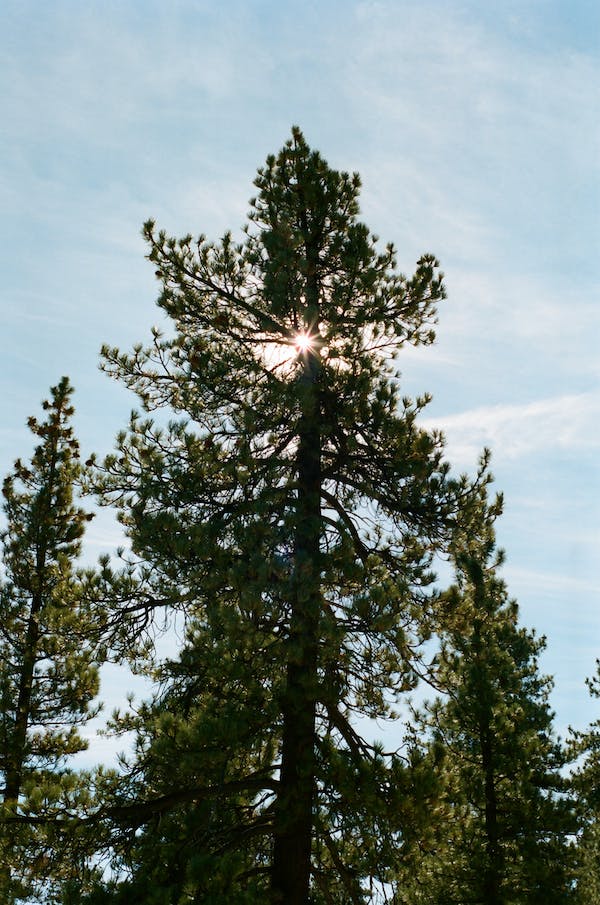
(422, 392, 600, 466)
(503, 565, 600, 600)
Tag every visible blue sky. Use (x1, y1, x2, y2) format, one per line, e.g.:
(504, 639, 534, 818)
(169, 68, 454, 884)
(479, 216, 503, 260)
(2, 0, 599, 759)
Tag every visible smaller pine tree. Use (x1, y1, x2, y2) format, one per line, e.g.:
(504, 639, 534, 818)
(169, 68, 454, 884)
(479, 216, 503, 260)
(0, 378, 100, 902)
(396, 490, 575, 904)
(569, 663, 600, 903)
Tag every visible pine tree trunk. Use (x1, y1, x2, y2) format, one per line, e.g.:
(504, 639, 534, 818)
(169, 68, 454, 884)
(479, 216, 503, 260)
(480, 723, 502, 905)
(4, 453, 55, 806)
(472, 607, 502, 905)
(272, 334, 321, 904)
(4, 596, 42, 805)
(2, 596, 43, 902)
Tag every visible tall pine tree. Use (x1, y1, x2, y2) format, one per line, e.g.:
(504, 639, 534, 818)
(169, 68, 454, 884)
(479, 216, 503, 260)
(89, 129, 488, 903)
(0, 378, 100, 902)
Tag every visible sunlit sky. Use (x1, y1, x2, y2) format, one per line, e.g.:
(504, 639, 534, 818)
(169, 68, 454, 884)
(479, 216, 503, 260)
(2, 1, 599, 761)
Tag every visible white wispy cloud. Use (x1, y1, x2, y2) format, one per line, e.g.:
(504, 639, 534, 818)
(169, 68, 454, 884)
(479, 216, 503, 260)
(503, 565, 600, 600)
(421, 391, 600, 465)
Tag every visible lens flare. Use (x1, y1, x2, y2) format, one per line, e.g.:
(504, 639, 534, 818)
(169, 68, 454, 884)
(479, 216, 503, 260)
(294, 331, 313, 353)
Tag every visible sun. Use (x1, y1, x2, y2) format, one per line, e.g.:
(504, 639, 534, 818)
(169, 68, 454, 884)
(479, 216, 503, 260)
(258, 330, 317, 375)
(294, 331, 313, 354)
